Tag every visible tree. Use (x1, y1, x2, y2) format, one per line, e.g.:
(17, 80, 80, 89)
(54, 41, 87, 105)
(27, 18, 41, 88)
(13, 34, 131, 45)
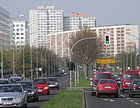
(69, 27, 103, 78)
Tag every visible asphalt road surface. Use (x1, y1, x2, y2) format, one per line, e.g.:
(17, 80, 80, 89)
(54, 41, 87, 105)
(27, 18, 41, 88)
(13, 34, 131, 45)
(27, 73, 70, 108)
(85, 90, 140, 108)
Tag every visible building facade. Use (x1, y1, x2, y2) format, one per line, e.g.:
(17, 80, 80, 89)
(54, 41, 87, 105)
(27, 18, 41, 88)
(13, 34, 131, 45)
(29, 5, 63, 48)
(0, 6, 11, 48)
(12, 21, 28, 48)
(47, 24, 139, 58)
(63, 12, 96, 31)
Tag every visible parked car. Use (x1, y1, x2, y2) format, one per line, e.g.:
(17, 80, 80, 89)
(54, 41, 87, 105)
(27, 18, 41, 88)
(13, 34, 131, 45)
(129, 79, 140, 97)
(0, 79, 10, 84)
(18, 81, 39, 102)
(34, 78, 50, 95)
(9, 76, 23, 84)
(96, 79, 119, 97)
(0, 84, 27, 108)
(120, 70, 140, 92)
(90, 71, 112, 95)
(47, 77, 59, 89)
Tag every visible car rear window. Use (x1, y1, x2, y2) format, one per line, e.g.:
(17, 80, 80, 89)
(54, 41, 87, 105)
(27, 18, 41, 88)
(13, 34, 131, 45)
(133, 80, 140, 85)
(47, 77, 57, 82)
(100, 80, 115, 84)
(34, 79, 46, 84)
(96, 74, 111, 79)
(0, 85, 22, 93)
(123, 74, 139, 80)
(0, 80, 9, 84)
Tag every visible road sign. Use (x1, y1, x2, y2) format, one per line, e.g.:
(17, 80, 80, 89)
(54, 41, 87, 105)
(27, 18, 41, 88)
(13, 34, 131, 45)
(96, 59, 115, 64)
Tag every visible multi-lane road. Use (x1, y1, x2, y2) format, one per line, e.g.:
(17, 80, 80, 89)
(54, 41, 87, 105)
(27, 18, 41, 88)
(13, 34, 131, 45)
(85, 90, 140, 108)
(27, 73, 70, 108)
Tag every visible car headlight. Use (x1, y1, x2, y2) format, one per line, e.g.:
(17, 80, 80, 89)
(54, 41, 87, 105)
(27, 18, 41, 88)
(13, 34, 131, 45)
(31, 91, 35, 95)
(44, 87, 48, 89)
(55, 83, 58, 85)
(15, 96, 22, 100)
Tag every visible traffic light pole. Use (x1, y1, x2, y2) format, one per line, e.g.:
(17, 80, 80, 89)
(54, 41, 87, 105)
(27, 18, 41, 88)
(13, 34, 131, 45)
(69, 37, 96, 89)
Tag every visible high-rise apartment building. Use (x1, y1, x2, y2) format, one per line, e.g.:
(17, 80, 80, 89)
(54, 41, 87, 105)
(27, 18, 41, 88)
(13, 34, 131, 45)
(12, 21, 27, 48)
(64, 12, 96, 31)
(0, 6, 11, 48)
(29, 5, 63, 48)
(47, 24, 139, 58)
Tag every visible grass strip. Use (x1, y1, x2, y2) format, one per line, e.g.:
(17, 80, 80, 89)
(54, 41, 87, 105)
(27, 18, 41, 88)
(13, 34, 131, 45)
(41, 90, 83, 108)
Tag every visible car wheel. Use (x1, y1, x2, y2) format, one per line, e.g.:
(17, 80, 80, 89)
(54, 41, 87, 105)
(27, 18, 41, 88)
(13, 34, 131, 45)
(91, 92, 95, 96)
(57, 87, 59, 89)
(34, 96, 39, 102)
(115, 93, 118, 98)
(47, 91, 50, 95)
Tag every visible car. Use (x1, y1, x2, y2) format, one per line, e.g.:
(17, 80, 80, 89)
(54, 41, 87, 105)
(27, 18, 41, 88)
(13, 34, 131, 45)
(47, 77, 59, 89)
(18, 81, 39, 102)
(0, 84, 27, 108)
(34, 78, 50, 95)
(112, 74, 121, 86)
(129, 79, 140, 97)
(0, 79, 10, 84)
(96, 79, 119, 97)
(90, 71, 112, 95)
(120, 70, 140, 92)
(9, 76, 23, 84)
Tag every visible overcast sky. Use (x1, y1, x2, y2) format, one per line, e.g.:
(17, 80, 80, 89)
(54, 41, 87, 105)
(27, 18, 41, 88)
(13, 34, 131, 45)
(0, 0, 140, 27)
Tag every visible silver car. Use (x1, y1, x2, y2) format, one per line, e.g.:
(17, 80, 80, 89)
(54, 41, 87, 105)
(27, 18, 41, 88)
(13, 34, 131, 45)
(0, 84, 27, 108)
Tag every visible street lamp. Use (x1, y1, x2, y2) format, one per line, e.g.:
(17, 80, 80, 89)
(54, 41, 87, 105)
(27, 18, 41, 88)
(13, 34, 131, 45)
(1, 14, 24, 79)
(69, 37, 97, 89)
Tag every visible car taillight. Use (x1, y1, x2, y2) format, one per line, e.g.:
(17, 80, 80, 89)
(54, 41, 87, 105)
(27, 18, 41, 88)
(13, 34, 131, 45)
(44, 87, 48, 89)
(132, 86, 136, 90)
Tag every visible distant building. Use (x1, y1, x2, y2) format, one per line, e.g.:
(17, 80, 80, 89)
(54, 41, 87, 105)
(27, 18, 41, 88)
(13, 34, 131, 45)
(47, 24, 139, 58)
(29, 5, 63, 48)
(0, 6, 11, 48)
(91, 24, 139, 56)
(63, 12, 96, 31)
(12, 21, 28, 49)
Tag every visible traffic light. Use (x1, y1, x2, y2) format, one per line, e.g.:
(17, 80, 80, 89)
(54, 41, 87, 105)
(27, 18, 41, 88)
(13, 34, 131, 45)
(105, 35, 110, 45)
(67, 62, 75, 70)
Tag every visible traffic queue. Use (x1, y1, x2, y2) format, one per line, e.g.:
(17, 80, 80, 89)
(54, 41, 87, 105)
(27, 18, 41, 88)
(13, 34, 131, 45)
(90, 69, 140, 98)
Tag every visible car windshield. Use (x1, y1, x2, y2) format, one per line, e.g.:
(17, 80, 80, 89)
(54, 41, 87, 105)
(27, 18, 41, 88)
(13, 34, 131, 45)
(47, 77, 57, 82)
(96, 74, 111, 79)
(10, 78, 22, 83)
(0, 85, 22, 93)
(0, 80, 9, 84)
(100, 80, 115, 84)
(20, 82, 35, 89)
(133, 80, 140, 86)
(34, 79, 46, 84)
(123, 74, 139, 80)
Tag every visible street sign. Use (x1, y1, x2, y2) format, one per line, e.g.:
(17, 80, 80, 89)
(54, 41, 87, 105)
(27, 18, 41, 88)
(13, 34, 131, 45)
(96, 59, 115, 64)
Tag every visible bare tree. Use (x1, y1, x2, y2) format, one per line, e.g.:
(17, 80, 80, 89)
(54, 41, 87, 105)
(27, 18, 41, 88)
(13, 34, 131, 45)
(69, 27, 103, 78)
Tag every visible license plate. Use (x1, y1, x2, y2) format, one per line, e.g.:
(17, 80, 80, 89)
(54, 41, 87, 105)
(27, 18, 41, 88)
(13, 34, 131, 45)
(3, 102, 12, 105)
(125, 82, 131, 85)
(104, 86, 111, 88)
(38, 89, 42, 92)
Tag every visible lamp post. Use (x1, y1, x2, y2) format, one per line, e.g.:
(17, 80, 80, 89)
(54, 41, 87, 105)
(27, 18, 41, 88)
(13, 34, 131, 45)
(1, 14, 24, 79)
(69, 37, 96, 89)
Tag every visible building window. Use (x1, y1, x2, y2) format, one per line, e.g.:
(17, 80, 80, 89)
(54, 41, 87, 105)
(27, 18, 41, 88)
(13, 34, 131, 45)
(21, 33, 24, 35)
(16, 33, 19, 35)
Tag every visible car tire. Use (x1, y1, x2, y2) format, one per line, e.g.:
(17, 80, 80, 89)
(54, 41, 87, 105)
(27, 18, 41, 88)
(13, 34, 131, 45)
(57, 87, 59, 89)
(47, 91, 50, 95)
(91, 92, 95, 96)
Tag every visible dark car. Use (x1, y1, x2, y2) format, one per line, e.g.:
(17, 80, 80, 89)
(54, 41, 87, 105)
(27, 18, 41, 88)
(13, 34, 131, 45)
(129, 79, 140, 97)
(18, 81, 39, 102)
(9, 76, 23, 84)
(0, 79, 10, 84)
(112, 74, 121, 86)
(47, 77, 59, 89)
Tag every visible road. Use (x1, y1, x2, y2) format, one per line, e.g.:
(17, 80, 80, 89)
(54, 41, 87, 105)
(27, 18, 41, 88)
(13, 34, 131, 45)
(85, 90, 140, 108)
(27, 73, 70, 108)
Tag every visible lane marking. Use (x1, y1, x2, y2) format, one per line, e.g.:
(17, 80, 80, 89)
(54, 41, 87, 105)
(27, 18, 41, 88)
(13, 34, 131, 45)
(110, 99, 114, 102)
(120, 95, 125, 97)
(135, 102, 139, 105)
(126, 98, 129, 100)
(130, 100, 134, 102)
(103, 99, 108, 101)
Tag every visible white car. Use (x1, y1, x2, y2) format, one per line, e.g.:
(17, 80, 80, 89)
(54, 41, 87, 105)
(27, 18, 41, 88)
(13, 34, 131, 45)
(0, 84, 27, 108)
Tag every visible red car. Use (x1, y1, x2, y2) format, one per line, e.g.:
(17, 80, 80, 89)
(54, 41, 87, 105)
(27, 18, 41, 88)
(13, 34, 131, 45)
(90, 72, 112, 95)
(34, 78, 50, 95)
(96, 79, 118, 97)
(120, 70, 140, 92)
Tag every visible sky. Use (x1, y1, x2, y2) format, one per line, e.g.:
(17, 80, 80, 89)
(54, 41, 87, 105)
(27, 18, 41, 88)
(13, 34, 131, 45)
(0, 0, 140, 28)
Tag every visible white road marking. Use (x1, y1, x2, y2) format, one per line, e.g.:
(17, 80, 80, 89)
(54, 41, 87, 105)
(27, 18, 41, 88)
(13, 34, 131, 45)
(126, 98, 129, 100)
(130, 100, 134, 102)
(103, 99, 108, 101)
(120, 95, 125, 97)
(135, 102, 139, 105)
(110, 99, 114, 102)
